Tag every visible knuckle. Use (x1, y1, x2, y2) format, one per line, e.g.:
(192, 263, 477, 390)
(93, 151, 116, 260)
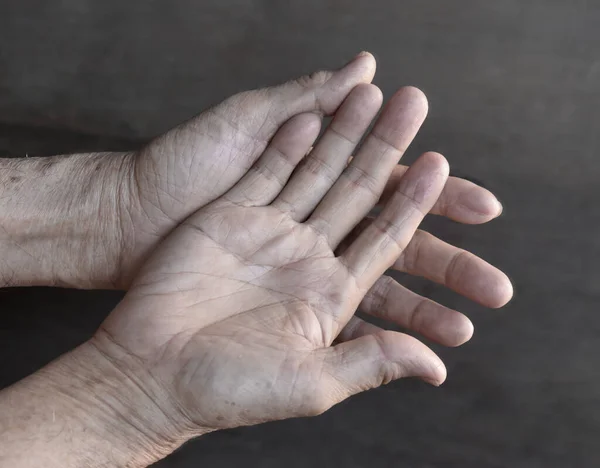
(445, 250, 470, 287)
(373, 218, 404, 244)
(370, 332, 399, 386)
(401, 230, 428, 272)
(300, 153, 339, 184)
(369, 276, 394, 317)
(296, 70, 333, 89)
(343, 165, 381, 203)
(396, 187, 428, 217)
(408, 298, 429, 334)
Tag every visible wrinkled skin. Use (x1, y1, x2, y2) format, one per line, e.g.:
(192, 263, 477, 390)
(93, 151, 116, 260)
(118, 53, 510, 351)
(97, 84, 512, 437)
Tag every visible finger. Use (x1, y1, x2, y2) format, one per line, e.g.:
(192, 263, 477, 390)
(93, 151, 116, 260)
(396, 230, 514, 308)
(272, 84, 383, 220)
(345, 160, 503, 223)
(224, 113, 321, 206)
(359, 276, 474, 347)
(307, 87, 428, 249)
(380, 165, 503, 224)
(341, 152, 448, 288)
(268, 51, 377, 122)
(337, 218, 513, 309)
(321, 329, 447, 403)
(213, 51, 377, 144)
(138, 53, 376, 227)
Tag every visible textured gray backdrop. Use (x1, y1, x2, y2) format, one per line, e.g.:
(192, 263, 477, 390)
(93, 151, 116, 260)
(1, 1, 599, 467)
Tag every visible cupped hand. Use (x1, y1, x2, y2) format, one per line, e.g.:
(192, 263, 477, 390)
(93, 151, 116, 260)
(118, 54, 505, 323)
(117, 54, 510, 351)
(96, 85, 511, 439)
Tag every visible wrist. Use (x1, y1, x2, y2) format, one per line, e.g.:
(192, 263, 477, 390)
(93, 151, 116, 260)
(68, 340, 193, 465)
(33, 339, 198, 466)
(0, 152, 135, 288)
(0, 338, 198, 468)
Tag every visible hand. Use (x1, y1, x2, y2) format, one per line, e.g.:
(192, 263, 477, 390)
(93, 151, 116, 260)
(94, 86, 510, 454)
(119, 54, 510, 349)
(0, 83, 512, 468)
(124, 67, 511, 348)
(0, 53, 505, 316)
(0, 57, 512, 468)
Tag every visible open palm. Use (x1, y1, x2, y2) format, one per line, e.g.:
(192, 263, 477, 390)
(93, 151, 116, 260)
(97, 87, 511, 437)
(121, 53, 506, 302)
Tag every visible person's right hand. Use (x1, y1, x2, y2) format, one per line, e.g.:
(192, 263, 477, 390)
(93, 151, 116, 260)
(90, 86, 512, 462)
(116, 55, 510, 350)
(117, 54, 507, 329)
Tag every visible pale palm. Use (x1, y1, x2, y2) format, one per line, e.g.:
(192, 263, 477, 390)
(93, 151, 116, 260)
(112, 54, 512, 357)
(105, 151, 447, 433)
(98, 85, 512, 436)
(128, 203, 364, 427)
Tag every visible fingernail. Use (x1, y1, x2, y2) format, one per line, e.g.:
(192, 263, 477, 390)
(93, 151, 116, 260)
(459, 189, 503, 216)
(423, 377, 442, 387)
(496, 198, 504, 215)
(348, 51, 370, 64)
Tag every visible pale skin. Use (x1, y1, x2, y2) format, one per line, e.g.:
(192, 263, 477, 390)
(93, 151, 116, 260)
(0, 53, 507, 345)
(0, 53, 512, 467)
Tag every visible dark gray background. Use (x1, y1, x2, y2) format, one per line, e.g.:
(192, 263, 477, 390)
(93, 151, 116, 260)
(1, 1, 598, 466)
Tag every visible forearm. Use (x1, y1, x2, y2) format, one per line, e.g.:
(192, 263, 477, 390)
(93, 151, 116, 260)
(0, 340, 193, 467)
(0, 153, 134, 289)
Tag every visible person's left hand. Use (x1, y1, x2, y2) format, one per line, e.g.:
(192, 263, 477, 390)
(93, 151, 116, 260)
(0, 54, 507, 339)
(117, 54, 506, 330)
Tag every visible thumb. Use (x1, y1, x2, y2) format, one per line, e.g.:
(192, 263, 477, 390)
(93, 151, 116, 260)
(216, 51, 377, 140)
(321, 330, 447, 402)
(271, 51, 377, 117)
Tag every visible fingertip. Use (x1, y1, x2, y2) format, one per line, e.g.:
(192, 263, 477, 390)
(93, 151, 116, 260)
(431, 311, 475, 348)
(379, 331, 447, 386)
(355, 50, 375, 61)
(308, 53, 377, 116)
(404, 152, 449, 199)
(385, 151, 449, 220)
(489, 191, 504, 217)
(338, 52, 377, 86)
(294, 112, 323, 137)
(271, 113, 322, 157)
(463, 316, 475, 341)
(354, 82, 384, 107)
(449, 315, 475, 347)
(424, 359, 448, 387)
(371, 84, 384, 109)
(393, 86, 429, 119)
(343, 83, 384, 116)
(349, 51, 377, 81)
(302, 112, 325, 135)
(457, 186, 504, 222)
(421, 151, 450, 178)
(489, 272, 514, 309)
